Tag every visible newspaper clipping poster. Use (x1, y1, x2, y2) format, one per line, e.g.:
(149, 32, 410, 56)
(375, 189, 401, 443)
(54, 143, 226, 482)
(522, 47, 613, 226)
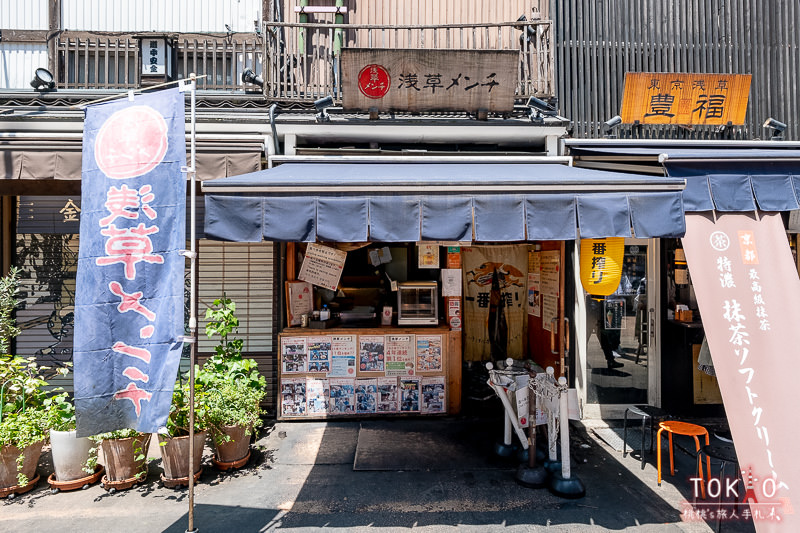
(416, 335, 443, 372)
(281, 378, 307, 417)
(359, 335, 385, 372)
(328, 335, 357, 377)
(306, 378, 329, 415)
(399, 376, 421, 412)
(298, 243, 347, 290)
(421, 376, 446, 413)
(385, 334, 416, 376)
(377, 377, 398, 413)
(356, 378, 378, 414)
(281, 337, 307, 373)
(329, 378, 355, 414)
(307, 336, 331, 373)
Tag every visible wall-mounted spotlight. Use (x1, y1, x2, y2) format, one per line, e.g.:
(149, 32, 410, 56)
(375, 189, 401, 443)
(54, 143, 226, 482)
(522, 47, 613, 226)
(526, 95, 557, 116)
(30, 67, 55, 91)
(763, 117, 787, 140)
(241, 68, 264, 88)
(314, 94, 334, 123)
(603, 115, 623, 138)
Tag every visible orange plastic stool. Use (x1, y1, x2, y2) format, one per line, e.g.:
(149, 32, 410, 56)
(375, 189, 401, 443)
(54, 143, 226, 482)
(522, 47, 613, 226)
(656, 420, 711, 498)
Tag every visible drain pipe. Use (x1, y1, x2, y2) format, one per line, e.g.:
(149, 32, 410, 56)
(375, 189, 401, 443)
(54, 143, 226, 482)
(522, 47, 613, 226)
(269, 103, 280, 156)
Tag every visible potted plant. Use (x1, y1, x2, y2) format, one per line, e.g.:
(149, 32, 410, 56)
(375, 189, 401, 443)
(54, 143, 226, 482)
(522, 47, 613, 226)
(0, 356, 50, 498)
(91, 428, 152, 493)
(44, 388, 103, 492)
(198, 297, 266, 470)
(0, 268, 49, 498)
(157, 380, 207, 487)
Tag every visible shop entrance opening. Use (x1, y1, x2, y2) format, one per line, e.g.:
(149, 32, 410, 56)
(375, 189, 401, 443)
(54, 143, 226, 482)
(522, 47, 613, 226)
(582, 238, 658, 414)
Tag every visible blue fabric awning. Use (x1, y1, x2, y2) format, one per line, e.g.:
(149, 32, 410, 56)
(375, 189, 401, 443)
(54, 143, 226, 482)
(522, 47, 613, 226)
(201, 162, 686, 242)
(664, 159, 800, 212)
(564, 142, 800, 213)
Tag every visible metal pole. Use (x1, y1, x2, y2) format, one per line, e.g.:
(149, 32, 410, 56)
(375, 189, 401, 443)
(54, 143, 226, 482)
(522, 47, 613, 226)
(187, 73, 198, 533)
(558, 377, 571, 479)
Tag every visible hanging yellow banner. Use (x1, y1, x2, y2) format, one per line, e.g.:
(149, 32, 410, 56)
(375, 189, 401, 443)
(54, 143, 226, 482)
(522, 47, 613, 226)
(580, 238, 624, 296)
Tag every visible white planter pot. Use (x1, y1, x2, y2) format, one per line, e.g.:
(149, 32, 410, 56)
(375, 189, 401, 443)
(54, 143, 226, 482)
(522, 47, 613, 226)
(49, 429, 94, 482)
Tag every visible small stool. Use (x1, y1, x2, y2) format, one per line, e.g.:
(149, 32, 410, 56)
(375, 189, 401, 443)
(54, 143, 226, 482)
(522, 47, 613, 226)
(657, 420, 711, 498)
(622, 405, 668, 470)
(701, 442, 740, 533)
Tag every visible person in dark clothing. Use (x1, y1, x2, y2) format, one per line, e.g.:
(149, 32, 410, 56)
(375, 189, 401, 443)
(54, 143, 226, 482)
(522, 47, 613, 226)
(599, 314, 623, 369)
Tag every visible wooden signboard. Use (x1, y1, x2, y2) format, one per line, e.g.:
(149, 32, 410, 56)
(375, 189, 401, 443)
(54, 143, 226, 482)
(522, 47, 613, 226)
(342, 48, 517, 113)
(620, 72, 751, 126)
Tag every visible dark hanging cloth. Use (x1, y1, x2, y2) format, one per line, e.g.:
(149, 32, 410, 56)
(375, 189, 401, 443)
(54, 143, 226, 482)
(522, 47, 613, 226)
(488, 268, 508, 360)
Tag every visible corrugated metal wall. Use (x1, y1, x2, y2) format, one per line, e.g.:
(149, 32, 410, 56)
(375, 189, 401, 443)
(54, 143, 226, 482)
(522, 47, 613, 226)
(553, 0, 800, 140)
(0, 44, 49, 89)
(276, 0, 548, 25)
(61, 0, 262, 33)
(0, 0, 48, 29)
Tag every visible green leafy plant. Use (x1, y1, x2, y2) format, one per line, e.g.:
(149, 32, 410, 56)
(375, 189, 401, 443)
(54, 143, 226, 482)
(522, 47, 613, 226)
(198, 297, 266, 444)
(0, 266, 55, 485)
(161, 380, 207, 440)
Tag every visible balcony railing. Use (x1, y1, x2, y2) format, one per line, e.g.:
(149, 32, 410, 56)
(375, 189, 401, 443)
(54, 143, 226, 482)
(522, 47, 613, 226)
(54, 33, 263, 91)
(265, 20, 554, 104)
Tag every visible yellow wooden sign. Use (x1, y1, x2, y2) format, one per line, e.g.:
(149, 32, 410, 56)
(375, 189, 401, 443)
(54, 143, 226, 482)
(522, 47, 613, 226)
(580, 238, 624, 296)
(620, 72, 751, 126)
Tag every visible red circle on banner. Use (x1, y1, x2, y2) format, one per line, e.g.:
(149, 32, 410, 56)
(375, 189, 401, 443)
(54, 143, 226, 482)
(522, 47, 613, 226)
(357, 64, 391, 99)
(95, 105, 168, 179)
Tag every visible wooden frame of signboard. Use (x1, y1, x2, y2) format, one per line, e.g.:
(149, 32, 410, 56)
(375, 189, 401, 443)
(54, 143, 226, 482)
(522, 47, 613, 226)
(278, 326, 460, 420)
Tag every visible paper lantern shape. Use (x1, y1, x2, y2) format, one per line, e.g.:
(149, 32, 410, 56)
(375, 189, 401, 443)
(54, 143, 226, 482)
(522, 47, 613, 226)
(580, 238, 624, 296)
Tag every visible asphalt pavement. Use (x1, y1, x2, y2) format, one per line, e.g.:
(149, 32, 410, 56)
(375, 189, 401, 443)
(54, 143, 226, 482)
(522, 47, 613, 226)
(1, 407, 758, 533)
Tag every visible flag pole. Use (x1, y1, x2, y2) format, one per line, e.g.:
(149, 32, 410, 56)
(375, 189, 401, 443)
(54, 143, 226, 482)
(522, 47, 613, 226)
(186, 72, 199, 533)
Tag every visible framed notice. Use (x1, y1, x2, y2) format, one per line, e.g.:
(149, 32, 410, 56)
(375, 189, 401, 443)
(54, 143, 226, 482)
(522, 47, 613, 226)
(298, 243, 347, 290)
(416, 335, 443, 372)
(286, 281, 313, 326)
(385, 335, 416, 376)
(329, 335, 357, 377)
(604, 299, 625, 330)
(540, 251, 560, 297)
(359, 335, 385, 373)
(418, 243, 440, 269)
(281, 337, 307, 373)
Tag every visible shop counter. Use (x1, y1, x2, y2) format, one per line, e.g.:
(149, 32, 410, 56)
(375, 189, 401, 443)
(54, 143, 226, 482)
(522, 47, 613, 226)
(278, 326, 461, 420)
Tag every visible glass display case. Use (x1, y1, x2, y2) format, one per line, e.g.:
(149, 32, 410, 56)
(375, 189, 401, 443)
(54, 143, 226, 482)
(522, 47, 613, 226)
(397, 281, 438, 325)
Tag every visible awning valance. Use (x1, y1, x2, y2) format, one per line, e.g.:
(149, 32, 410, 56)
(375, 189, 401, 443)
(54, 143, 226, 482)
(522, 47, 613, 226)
(664, 159, 800, 212)
(564, 142, 800, 213)
(201, 162, 687, 243)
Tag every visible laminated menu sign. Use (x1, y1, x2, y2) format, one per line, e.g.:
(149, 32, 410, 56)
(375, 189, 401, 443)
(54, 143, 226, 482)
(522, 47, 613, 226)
(385, 335, 416, 376)
(298, 243, 347, 291)
(329, 378, 355, 414)
(307, 336, 331, 373)
(281, 378, 307, 416)
(399, 377, 421, 412)
(377, 377, 399, 413)
(281, 337, 308, 373)
(416, 335, 443, 372)
(328, 335, 357, 377)
(356, 378, 378, 414)
(306, 378, 329, 415)
(421, 376, 446, 413)
(359, 335, 385, 372)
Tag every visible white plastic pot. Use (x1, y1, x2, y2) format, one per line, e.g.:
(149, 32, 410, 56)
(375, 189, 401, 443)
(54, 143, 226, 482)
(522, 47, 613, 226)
(49, 429, 94, 482)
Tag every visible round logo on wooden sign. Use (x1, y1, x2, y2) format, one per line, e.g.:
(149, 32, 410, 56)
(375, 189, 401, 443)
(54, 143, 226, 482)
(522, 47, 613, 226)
(357, 64, 391, 99)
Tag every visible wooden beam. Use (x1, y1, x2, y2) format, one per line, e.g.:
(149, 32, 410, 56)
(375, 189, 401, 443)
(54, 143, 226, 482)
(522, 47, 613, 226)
(0, 30, 48, 43)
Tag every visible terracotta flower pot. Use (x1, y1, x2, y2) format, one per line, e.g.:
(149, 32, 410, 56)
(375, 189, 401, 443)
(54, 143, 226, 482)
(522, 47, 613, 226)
(212, 425, 250, 464)
(100, 433, 152, 482)
(0, 441, 43, 489)
(158, 430, 206, 480)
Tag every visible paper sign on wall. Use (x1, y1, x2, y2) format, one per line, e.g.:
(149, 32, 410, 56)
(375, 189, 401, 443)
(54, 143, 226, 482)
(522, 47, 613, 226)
(298, 243, 347, 290)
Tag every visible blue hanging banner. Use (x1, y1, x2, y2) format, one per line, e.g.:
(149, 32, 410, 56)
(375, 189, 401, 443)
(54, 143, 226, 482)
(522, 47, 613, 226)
(74, 87, 186, 436)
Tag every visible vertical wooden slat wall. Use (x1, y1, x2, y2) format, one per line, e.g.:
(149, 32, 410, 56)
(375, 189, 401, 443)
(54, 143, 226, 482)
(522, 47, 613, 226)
(553, 0, 800, 141)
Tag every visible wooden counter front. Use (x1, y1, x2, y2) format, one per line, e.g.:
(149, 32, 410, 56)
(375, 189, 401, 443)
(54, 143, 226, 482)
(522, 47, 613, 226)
(278, 326, 461, 420)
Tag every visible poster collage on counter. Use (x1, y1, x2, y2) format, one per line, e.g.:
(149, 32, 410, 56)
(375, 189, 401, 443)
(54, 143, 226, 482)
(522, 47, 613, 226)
(280, 333, 446, 417)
